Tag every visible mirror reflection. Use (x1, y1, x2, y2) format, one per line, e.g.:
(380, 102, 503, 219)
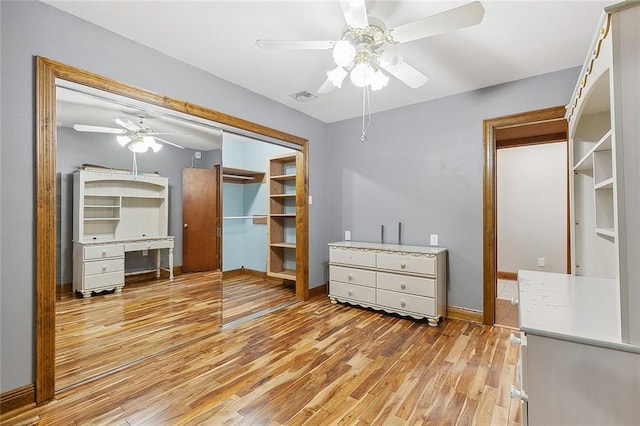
(55, 83, 298, 391)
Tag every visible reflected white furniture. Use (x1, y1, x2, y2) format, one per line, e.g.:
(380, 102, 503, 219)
(328, 241, 447, 326)
(72, 169, 174, 297)
(513, 270, 640, 425)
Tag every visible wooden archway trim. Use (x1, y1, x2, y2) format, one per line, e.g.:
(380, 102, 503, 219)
(482, 105, 567, 325)
(35, 56, 309, 403)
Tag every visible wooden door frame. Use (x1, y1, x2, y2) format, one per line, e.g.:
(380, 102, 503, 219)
(35, 56, 309, 403)
(482, 105, 567, 325)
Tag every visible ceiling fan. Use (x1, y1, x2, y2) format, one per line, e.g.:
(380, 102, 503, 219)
(256, 0, 485, 93)
(73, 116, 186, 153)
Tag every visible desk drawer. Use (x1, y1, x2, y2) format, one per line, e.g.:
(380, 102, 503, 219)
(376, 289, 435, 317)
(376, 253, 435, 275)
(125, 240, 172, 251)
(84, 258, 124, 276)
(330, 281, 376, 304)
(377, 272, 435, 297)
(84, 244, 124, 260)
(330, 248, 376, 268)
(84, 271, 124, 290)
(330, 265, 375, 288)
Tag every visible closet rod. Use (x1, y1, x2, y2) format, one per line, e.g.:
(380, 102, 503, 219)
(223, 215, 267, 220)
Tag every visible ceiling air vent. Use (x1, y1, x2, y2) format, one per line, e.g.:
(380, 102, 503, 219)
(290, 91, 318, 103)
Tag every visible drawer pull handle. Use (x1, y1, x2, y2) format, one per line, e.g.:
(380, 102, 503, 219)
(348, 290, 353, 296)
(400, 300, 406, 308)
(400, 262, 406, 269)
(400, 282, 406, 290)
(102, 266, 107, 272)
(147, 245, 151, 249)
(348, 274, 353, 281)
(509, 333, 521, 346)
(510, 297, 519, 306)
(509, 385, 528, 402)
(102, 250, 107, 256)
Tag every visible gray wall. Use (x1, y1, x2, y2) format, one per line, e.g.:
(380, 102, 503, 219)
(0, 0, 579, 395)
(0, 0, 330, 392)
(326, 67, 579, 311)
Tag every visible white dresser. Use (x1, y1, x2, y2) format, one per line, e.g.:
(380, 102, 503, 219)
(328, 241, 447, 326)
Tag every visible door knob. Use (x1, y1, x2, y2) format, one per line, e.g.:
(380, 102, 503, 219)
(183, 223, 188, 229)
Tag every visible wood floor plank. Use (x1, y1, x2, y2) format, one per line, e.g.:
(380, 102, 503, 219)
(7, 277, 522, 425)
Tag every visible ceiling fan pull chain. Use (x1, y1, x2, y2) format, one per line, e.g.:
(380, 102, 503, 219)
(361, 85, 371, 143)
(132, 151, 138, 176)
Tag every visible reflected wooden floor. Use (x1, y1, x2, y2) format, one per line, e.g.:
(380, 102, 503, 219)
(222, 273, 297, 324)
(19, 296, 521, 425)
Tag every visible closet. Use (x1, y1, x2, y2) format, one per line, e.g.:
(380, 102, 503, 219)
(511, 4, 640, 424)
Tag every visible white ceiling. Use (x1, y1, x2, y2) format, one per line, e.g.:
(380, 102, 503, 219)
(43, 0, 615, 123)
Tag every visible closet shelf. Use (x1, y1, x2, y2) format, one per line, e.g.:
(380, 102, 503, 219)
(222, 167, 265, 184)
(270, 242, 296, 249)
(270, 213, 296, 218)
(573, 129, 612, 171)
(595, 178, 614, 190)
(270, 174, 296, 181)
(268, 269, 296, 280)
(270, 193, 296, 198)
(596, 227, 616, 238)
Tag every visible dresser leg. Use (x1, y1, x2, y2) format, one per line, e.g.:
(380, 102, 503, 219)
(428, 318, 440, 327)
(329, 297, 337, 304)
(81, 291, 92, 298)
(114, 286, 123, 295)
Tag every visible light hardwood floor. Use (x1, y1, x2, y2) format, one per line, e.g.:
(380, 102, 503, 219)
(55, 271, 296, 391)
(8, 287, 521, 425)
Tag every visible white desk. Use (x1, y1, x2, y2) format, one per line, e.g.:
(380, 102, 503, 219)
(73, 236, 174, 298)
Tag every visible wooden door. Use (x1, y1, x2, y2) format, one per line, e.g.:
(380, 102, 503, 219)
(182, 167, 220, 272)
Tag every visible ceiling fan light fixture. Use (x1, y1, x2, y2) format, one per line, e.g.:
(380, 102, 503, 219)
(350, 62, 375, 88)
(128, 140, 149, 153)
(327, 66, 348, 88)
(117, 135, 132, 146)
(370, 69, 389, 91)
(333, 39, 356, 67)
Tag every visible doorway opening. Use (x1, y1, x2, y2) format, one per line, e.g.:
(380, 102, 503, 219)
(483, 106, 569, 325)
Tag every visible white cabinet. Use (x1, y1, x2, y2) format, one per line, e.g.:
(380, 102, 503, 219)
(514, 270, 640, 425)
(328, 241, 447, 326)
(566, 3, 640, 343)
(73, 169, 174, 297)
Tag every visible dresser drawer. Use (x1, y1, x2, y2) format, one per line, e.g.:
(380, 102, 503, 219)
(376, 272, 435, 297)
(84, 244, 124, 260)
(376, 253, 435, 275)
(376, 289, 435, 317)
(330, 265, 375, 288)
(330, 281, 376, 304)
(125, 239, 172, 251)
(330, 247, 376, 268)
(84, 258, 125, 276)
(84, 271, 124, 290)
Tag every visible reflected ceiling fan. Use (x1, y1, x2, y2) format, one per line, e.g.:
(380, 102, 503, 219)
(256, 0, 484, 93)
(73, 116, 186, 153)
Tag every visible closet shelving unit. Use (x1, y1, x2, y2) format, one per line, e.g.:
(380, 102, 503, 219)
(267, 152, 300, 281)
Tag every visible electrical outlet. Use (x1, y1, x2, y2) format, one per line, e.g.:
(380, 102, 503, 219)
(430, 234, 439, 246)
(194, 151, 202, 159)
(345, 230, 351, 241)
(308, 195, 313, 205)
(537, 257, 545, 267)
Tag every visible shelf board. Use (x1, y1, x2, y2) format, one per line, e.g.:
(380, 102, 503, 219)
(270, 173, 296, 181)
(596, 227, 616, 238)
(270, 242, 296, 249)
(222, 167, 265, 184)
(595, 177, 614, 190)
(270, 193, 296, 198)
(269, 213, 296, 218)
(573, 129, 612, 171)
(85, 205, 120, 209)
(267, 269, 296, 281)
(84, 218, 120, 221)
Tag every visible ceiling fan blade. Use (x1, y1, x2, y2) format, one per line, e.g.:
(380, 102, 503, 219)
(256, 40, 335, 50)
(72, 124, 125, 134)
(153, 136, 185, 149)
(380, 57, 429, 89)
(112, 117, 141, 132)
(387, 1, 485, 44)
(317, 77, 337, 94)
(340, 0, 369, 29)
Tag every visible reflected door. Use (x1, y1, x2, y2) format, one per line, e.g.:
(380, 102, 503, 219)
(182, 167, 220, 272)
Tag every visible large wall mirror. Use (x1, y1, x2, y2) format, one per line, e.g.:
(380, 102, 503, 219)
(36, 57, 308, 402)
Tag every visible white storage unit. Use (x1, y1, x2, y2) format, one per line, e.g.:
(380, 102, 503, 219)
(513, 270, 640, 425)
(328, 241, 447, 326)
(73, 169, 174, 297)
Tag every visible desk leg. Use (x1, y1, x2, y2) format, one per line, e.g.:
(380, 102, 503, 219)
(169, 247, 174, 282)
(156, 249, 161, 279)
